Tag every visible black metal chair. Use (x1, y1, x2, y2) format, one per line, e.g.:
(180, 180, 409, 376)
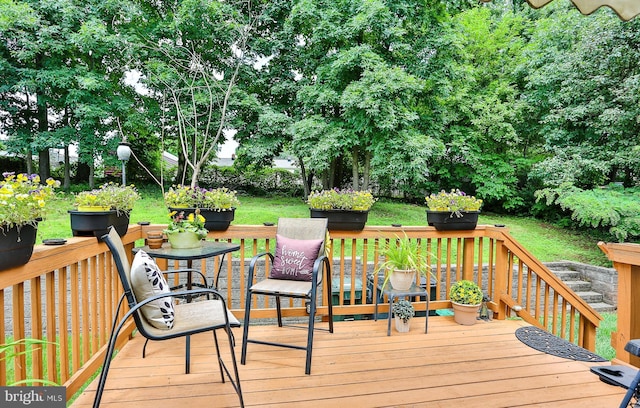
(94, 227, 244, 407)
(241, 217, 333, 375)
(592, 339, 640, 408)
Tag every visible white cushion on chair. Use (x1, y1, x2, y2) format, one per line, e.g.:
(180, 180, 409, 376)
(130, 250, 175, 330)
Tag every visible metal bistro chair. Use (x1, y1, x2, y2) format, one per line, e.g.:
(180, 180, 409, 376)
(241, 217, 333, 375)
(94, 227, 244, 408)
(592, 339, 640, 408)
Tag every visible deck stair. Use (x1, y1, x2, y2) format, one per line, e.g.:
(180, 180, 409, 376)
(548, 265, 616, 313)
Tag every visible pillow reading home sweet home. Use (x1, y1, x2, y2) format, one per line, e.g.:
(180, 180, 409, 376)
(130, 250, 175, 330)
(271, 234, 323, 281)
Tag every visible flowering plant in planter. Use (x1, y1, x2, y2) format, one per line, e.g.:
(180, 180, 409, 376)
(449, 280, 483, 306)
(425, 189, 482, 216)
(164, 210, 208, 239)
(164, 185, 239, 210)
(74, 183, 140, 213)
(164, 185, 195, 207)
(307, 189, 376, 211)
(198, 187, 240, 210)
(0, 172, 60, 229)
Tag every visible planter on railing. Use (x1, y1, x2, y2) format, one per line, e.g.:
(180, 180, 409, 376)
(168, 207, 235, 231)
(426, 210, 479, 231)
(69, 210, 130, 240)
(310, 209, 369, 231)
(0, 223, 38, 270)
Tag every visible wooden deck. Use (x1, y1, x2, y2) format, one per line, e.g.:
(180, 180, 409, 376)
(71, 317, 625, 408)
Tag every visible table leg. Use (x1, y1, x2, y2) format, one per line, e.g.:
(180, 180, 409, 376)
(387, 294, 395, 336)
(213, 254, 227, 289)
(374, 291, 379, 321)
(425, 297, 429, 334)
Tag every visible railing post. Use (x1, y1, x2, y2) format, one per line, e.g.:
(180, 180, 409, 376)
(599, 242, 640, 366)
(462, 237, 475, 281)
(493, 239, 509, 320)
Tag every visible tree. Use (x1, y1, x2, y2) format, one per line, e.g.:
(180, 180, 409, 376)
(0, 0, 145, 186)
(235, 0, 446, 194)
(136, 0, 260, 187)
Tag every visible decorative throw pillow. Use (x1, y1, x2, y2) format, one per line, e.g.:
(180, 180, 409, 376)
(270, 234, 324, 281)
(130, 250, 175, 330)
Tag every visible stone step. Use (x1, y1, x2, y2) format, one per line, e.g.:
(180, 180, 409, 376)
(553, 269, 582, 281)
(563, 280, 593, 292)
(547, 264, 617, 312)
(574, 291, 605, 304)
(588, 302, 617, 313)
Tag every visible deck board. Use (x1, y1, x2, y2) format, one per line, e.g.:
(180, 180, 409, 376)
(71, 317, 626, 407)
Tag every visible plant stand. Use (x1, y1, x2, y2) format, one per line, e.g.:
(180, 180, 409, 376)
(451, 301, 481, 325)
(374, 283, 428, 336)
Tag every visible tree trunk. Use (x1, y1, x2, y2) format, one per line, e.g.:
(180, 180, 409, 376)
(25, 150, 33, 175)
(298, 157, 311, 196)
(89, 165, 95, 189)
(363, 150, 371, 190)
(351, 147, 359, 190)
(36, 93, 50, 180)
(63, 145, 71, 190)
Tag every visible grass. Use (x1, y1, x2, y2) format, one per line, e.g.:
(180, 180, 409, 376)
(38, 185, 610, 265)
(597, 312, 617, 360)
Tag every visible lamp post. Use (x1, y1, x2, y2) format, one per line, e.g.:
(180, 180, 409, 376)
(116, 142, 132, 186)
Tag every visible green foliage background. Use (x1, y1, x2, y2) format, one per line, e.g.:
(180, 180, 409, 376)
(0, 0, 638, 242)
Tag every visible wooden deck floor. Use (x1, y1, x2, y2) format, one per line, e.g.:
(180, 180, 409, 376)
(71, 316, 625, 408)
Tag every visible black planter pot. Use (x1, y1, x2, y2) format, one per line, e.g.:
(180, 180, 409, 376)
(69, 210, 130, 240)
(310, 209, 369, 231)
(426, 210, 479, 231)
(0, 223, 38, 270)
(168, 207, 235, 231)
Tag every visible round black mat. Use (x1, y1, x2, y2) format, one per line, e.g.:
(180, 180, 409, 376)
(515, 326, 606, 362)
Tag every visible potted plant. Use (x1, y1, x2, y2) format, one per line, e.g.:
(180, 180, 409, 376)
(307, 188, 376, 230)
(164, 185, 239, 231)
(69, 183, 140, 239)
(392, 299, 415, 333)
(0, 172, 60, 270)
(449, 279, 484, 325)
(425, 189, 483, 231)
(378, 234, 428, 291)
(163, 210, 208, 249)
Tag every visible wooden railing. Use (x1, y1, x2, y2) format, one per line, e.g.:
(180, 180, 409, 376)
(598, 242, 640, 366)
(0, 223, 602, 402)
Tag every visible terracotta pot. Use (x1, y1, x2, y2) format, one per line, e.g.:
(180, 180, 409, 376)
(451, 301, 481, 325)
(146, 230, 164, 249)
